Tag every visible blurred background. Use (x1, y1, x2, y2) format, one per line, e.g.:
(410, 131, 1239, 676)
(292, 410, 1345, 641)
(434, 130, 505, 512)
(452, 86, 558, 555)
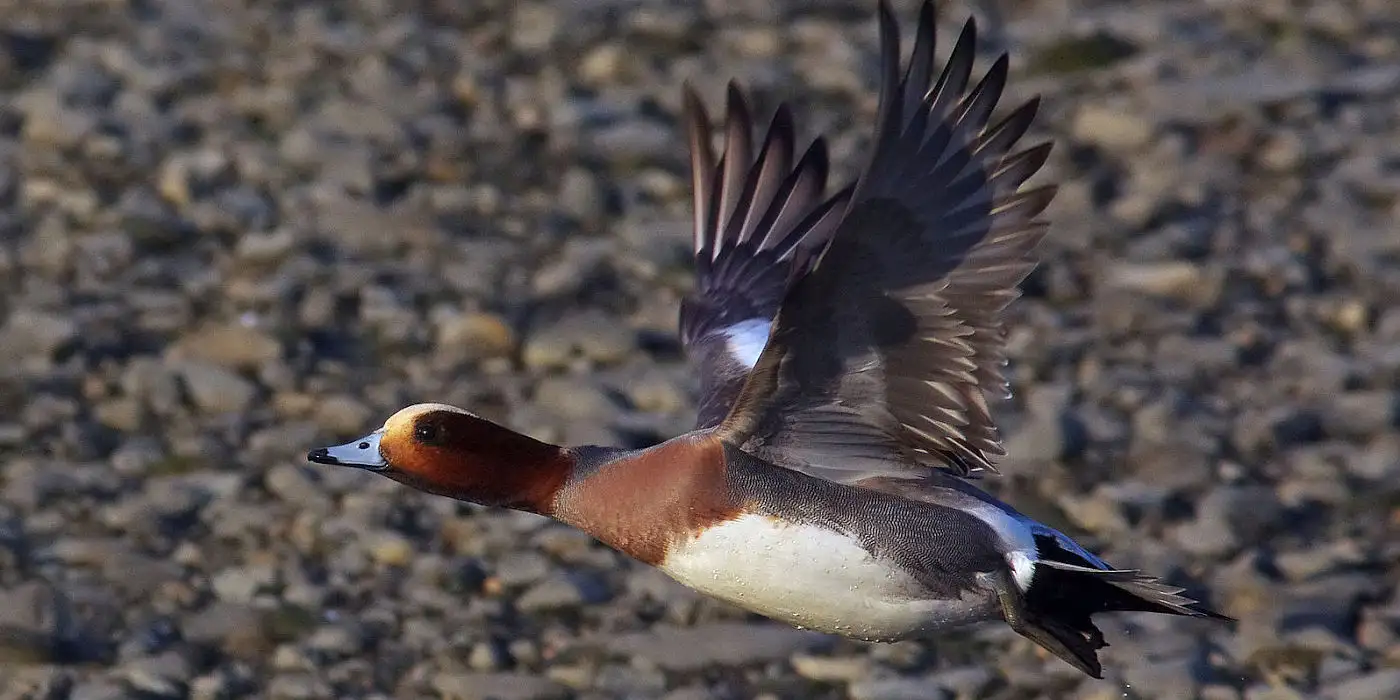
(1, 0, 1399, 698)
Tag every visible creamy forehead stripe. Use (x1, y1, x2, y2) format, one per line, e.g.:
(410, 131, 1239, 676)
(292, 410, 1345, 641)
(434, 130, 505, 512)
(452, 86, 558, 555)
(383, 403, 476, 428)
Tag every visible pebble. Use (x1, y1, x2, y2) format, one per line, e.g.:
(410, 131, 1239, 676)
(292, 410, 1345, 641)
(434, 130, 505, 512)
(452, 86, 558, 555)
(120, 652, 195, 698)
(68, 680, 132, 700)
(167, 324, 282, 369)
(312, 394, 375, 435)
(211, 565, 277, 603)
(1104, 261, 1208, 301)
(175, 362, 257, 414)
(305, 622, 364, 658)
(533, 377, 615, 420)
(491, 551, 553, 588)
(182, 603, 274, 660)
(432, 673, 569, 700)
(790, 653, 873, 682)
(1072, 104, 1155, 151)
(367, 531, 416, 567)
(1325, 669, 1400, 700)
(848, 677, 952, 700)
(0, 309, 77, 363)
(434, 311, 518, 363)
(605, 624, 828, 671)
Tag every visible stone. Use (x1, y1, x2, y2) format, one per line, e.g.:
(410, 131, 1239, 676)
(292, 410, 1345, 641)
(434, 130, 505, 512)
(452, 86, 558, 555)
(848, 678, 951, 700)
(167, 323, 281, 369)
(368, 531, 416, 567)
(175, 362, 256, 414)
(605, 623, 828, 671)
(0, 309, 77, 361)
(431, 672, 568, 700)
(1325, 669, 1400, 700)
(1072, 104, 1154, 151)
(434, 311, 518, 364)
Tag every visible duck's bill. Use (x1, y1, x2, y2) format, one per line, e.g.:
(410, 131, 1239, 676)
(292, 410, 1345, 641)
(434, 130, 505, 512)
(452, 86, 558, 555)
(307, 431, 387, 470)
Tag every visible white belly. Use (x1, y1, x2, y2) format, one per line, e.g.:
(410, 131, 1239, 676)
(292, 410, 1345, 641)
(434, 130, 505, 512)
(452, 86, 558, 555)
(657, 514, 998, 641)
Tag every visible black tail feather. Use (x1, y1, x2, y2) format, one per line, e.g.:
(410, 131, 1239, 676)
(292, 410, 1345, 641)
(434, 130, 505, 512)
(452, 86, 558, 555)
(1008, 535, 1233, 677)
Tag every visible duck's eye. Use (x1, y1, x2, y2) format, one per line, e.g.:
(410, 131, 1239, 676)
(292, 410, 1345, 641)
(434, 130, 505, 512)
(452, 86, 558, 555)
(414, 422, 441, 445)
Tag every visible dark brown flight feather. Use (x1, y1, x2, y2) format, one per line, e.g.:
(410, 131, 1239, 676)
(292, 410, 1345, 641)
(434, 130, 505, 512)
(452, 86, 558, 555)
(679, 82, 853, 429)
(715, 0, 1056, 481)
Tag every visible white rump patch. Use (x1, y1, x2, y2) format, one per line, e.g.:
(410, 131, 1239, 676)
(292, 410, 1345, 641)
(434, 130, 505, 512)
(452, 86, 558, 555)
(965, 503, 1039, 591)
(723, 318, 771, 369)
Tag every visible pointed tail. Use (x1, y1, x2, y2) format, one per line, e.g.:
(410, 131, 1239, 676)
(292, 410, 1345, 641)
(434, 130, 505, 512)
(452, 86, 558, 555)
(1007, 537, 1233, 678)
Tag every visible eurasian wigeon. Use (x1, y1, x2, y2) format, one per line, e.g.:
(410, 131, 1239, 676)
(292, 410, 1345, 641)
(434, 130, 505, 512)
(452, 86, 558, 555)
(309, 0, 1231, 678)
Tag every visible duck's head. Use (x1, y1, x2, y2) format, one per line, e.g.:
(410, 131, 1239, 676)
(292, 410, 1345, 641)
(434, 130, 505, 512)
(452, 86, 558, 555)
(307, 403, 567, 512)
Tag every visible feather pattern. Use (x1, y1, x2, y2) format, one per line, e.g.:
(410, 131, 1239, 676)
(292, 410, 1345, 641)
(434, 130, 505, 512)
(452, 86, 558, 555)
(679, 82, 852, 429)
(715, 0, 1056, 481)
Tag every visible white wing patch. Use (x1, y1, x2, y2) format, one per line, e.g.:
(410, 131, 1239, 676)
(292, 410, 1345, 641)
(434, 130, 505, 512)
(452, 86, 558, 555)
(723, 318, 772, 369)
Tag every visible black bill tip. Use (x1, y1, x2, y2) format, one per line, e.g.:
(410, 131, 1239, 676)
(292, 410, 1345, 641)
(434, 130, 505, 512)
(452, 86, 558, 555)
(307, 448, 339, 465)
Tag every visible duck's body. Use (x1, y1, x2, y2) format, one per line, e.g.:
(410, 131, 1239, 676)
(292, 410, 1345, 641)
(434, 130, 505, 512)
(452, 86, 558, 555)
(309, 0, 1231, 679)
(646, 447, 1014, 641)
(555, 437, 1016, 641)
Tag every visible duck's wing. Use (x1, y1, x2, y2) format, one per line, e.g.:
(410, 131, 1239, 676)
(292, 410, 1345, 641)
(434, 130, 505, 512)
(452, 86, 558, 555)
(679, 82, 853, 429)
(714, 0, 1055, 482)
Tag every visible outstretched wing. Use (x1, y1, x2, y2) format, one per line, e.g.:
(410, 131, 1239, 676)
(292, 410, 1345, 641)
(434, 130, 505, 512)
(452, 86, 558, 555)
(714, 0, 1055, 483)
(678, 82, 852, 429)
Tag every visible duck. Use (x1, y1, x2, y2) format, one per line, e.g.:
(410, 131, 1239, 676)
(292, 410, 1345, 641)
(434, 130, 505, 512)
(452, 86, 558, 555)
(308, 0, 1232, 678)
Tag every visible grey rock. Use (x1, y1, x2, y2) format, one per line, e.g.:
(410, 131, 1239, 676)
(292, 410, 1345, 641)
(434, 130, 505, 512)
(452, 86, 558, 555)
(311, 394, 374, 434)
(264, 464, 335, 512)
(467, 640, 509, 671)
(175, 362, 256, 414)
(516, 571, 612, 612)
(182, 603, 273, 659)
(512, 5, 561, 52)
(121, 652, 195, 698)
(661, 688, 717, 700)
(1349, 435, 1400, 481)
(533, 377, 616, 420)
(431, 672, 569, 700)
(1104, 261, 1209, 301)
(558, 167, 606, 222)
(1320, 391, 1396, 440)
(1325, 669, 1400, 700)
(120, 358, 184, 416)
(267, 673, 332, 700)
(592, 663, 667, 696)
(587, 118, 673, 161)
(523, 311, 635, 369)
(1072, 104, 1154, 151)
(790, 653, 872, 682)
(606, 623, 828, 671)
(211, 565, 278, 603)
(305, 622, 365, 657)
(927, 666, 994, 696)
(167, 324, 282, 370)
(1119, 652, 1208, 700)
(530, 238, 617, 299)
(1172, 485, 1283, 558)
(0, 309, 77, 362)
(68, 680, 132, 700)
(433, 311, 518, 364)
(16, 89, 97, 149)
(848, 677, 952, 700)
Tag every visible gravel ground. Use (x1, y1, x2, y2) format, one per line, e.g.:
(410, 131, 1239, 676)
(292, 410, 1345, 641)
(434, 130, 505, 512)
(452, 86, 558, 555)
(2, 0, 1399, 698)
